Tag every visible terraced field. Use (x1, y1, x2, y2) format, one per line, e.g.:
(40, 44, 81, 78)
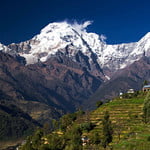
(88, 93, 150, 150)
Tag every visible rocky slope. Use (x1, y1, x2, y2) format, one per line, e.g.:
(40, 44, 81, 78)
(0, 51, 102, 123)
(88, 56, 150, 109)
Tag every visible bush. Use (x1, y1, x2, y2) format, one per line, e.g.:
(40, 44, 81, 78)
(143, 92, 150, 123)
(147, 136, 150, 141)
(96, 101, 103, 108)
(90, 132, 101, 145)
(80, 122, 94, 132)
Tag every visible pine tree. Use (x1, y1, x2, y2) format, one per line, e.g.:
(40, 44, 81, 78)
(143, 80, 149, 86)
(96, 101, 103, 108)
(32, 129, 43, 149)
(143, 92, 150, 123)
(90, 132, 101, 145)
(102, 111, 113, 149)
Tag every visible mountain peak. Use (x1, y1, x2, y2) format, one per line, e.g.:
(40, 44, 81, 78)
(18, 21, 104, 64)
(40, 22, 71, 34)
(143, 32, 150, 38)
(1, 21, 150, 74)
(138, 32, 150, 42)
(40, 21, 93, 34)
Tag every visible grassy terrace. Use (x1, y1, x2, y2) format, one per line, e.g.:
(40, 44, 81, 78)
(88, 93, 150, 149)
(18, 92, 150, 150)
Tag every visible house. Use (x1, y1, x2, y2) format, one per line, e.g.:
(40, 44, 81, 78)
(127, 89, 134, 94)
(143, 85, 150, 92)
(41, 137, 49, 145)
(119, 92, 123, 99)
(81, 136, 89, 146)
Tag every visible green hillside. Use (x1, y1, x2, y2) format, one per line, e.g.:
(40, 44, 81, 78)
(19, 91, 150, 150)
(89, 92, 150, 149)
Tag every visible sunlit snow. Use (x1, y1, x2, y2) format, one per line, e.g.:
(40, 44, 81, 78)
(0, 21, 149, 72)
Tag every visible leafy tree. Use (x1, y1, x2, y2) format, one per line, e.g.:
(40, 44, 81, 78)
(43, 123, 51, 135)
(143, 80, 149, 86)
(52, 119, 59, 130)
(102, 111, 113, 149)
(60, 113, 77, 131)
(143, 92, 150, 123)
(21, 136, 34, 150)
(114, 118, 123, 142)
(32, 129, 44, 149)
(80, 122, 94, 132)
(47, 133, 65, 150)
(65, 125, 82, 150)
(96, 101, 103, 108)
(39, 144, 50, 150)
(90, 132, 101, 145)
(75, 110, 85, 119)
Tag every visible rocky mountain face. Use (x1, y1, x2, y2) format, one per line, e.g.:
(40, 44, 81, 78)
(87, 56, 150, 109)
(0, 21, 150, 122)
(0, 51, 102, 123)
(5, 22, 150, 77)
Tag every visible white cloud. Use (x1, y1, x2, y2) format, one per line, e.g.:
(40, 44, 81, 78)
(71, 20, 93, 35)
(82, 21, 93, 29)
(100, 34, 107, 43)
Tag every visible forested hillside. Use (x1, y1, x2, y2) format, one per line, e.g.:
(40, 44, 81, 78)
(19, 91, 150, 150)
(0, 102, 40, 150)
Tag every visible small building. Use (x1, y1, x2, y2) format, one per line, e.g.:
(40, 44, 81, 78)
(81, 136, 89, 146)
(127, 89, 134, 94)
(119, 92, 123, 96)
(143, 85, 150, 92)
(119, 92, 123, 99)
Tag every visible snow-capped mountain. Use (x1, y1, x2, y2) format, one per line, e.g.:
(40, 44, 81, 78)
(1, 21, 150, 78)
(0, 21, 150, 122)
(8, 21, 104, 65)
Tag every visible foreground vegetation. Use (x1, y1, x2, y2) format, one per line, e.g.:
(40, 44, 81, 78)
(0, 102, 42, 150)
(19, 91, 150, 150)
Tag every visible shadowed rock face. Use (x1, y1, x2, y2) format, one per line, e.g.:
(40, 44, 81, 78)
(0, 51, 103, 123)
(0, 101, 41, 141)
(87, 56, 150, 109)
(0, 50, 150, 113)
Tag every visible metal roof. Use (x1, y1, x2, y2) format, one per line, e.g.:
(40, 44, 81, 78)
(143, 85, 150, 88)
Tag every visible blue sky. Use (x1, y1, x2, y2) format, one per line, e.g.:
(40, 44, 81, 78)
(0, 0, 150, 45)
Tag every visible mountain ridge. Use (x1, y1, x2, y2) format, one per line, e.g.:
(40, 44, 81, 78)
(0, 21, 149, 79)
(87, 56, 150, 109)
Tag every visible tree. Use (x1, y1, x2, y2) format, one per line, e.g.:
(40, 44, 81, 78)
(43, 123, 51, 135)
(21, 136, 34, 150)
(32, 129, 44, 149)
(90, 132, 101, 145)
(52, 119, 59, 130)
(143, 92, 150, 123)
(114, 118, 123, 142)
(80, 122, 94, 132)
(102, 111, 113, 149)
(60, 113, 77, 131)
(143, 80, 149, 86)
(96, 101, 103, 108)
(47, 133, 65, 150)
(65, 125, 82, 150)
